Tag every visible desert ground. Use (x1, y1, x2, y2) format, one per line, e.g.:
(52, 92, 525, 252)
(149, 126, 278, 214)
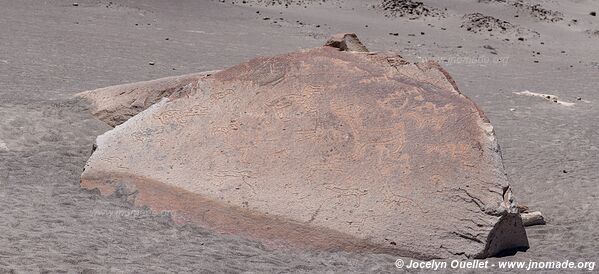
(0, 0, 598, 272)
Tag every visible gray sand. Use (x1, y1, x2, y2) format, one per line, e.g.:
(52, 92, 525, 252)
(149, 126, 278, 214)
(1, 0, 598, 272)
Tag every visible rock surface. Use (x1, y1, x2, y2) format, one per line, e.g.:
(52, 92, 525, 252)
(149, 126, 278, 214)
(77, 71, 218, 127)
(80, 37, 528, 259)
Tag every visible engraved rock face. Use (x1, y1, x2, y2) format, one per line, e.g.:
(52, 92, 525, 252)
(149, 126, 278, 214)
(80, 42, 528, 259)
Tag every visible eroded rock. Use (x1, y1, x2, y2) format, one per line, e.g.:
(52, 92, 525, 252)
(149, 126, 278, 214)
(76, 71, 218, 127)
(521, 211, 546, 227)
(324, 33, 369, 52)
(80, 36, 529, 259)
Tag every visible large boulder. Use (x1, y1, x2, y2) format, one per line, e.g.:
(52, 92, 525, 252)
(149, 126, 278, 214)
(80, 35, 528, 259)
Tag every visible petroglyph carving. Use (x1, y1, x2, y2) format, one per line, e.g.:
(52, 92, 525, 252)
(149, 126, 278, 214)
(81, 36, 528, 259)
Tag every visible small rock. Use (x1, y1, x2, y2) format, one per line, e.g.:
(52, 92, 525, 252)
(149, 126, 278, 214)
(165, 38, 169, 40)
(0, 141, 8, 151)
(324, 33, 369, 52)
(149, 62, 155, 66)
(591, 11, 597, 16)
(521, 211, 546, 227)
(577, 97, 582, 101)
(73, 2, 79, 6)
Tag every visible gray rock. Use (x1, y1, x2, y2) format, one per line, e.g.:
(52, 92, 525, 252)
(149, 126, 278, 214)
(521, 211, 546, 226)
(324, 33, 369, 52)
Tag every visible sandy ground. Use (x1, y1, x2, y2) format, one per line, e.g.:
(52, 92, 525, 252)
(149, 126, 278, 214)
(1, 0, 598, 272)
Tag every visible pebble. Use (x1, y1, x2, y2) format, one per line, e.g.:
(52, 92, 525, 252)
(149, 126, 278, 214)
(149, 62, 155, 65)
(73, 3, 79, 6)
(591, 11, 597, 16)
(0, 141, 8, 151)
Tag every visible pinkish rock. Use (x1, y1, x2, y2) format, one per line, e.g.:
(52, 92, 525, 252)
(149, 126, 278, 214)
(80, 36, 528, 259)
